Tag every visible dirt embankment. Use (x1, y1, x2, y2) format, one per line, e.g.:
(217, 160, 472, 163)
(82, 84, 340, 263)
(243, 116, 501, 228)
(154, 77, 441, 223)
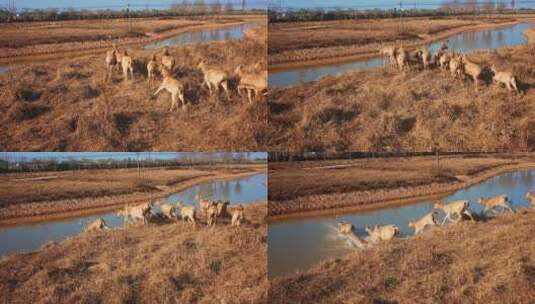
(269, 208, 535, 303)
(0, 165, 266, 226)
(268, 156, 535, 219)
(0, 32, 267, 151)
(0, 202, 268, 304)
(268, 15, 534, 71)
(0, 15, 264, 63)
(268, 45, 535, 152)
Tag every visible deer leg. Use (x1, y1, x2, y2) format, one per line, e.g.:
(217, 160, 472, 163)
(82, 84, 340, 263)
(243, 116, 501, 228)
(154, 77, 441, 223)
(221, 80, 230, 99)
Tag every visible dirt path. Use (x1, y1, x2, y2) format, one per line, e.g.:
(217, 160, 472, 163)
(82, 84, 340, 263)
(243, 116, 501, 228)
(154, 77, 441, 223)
(0, 168, 266, 226)
(269, 18, 533, 72)
(268, 162, 535, 221)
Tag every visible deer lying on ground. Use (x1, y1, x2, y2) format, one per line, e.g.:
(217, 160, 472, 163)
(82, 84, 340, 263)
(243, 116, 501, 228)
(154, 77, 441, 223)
(121, 50, 134, 81)
(105, 49, 117, 81)
(479, 195, 514, 214)
(491, 65, 519, 92)
(198, 60, 230, 99)
(153, 66, 186, 111)
(365, 224, 399, 242)
(462, 54, 483, 90)
(85, 218, 109, 232)
(176, 201, 196, 225)
(408, 211, 438, 235)
(147, 55, 158, 88)
(434, 200, 475, 225)
(231, 205, 245, 227)
(235, 65, 267, 103)
(161, 48, 175, 72)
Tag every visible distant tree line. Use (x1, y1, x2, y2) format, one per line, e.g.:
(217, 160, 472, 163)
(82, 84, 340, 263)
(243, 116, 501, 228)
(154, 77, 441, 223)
(268, 151, 500, 162)
(0, 152, 264, 173)
(269, 1, 535, 23)
(0, 0, 261, 23)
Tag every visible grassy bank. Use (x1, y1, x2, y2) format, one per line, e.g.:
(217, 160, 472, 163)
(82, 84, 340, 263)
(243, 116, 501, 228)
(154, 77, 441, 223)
(0, 30, 267, 151)
(0, 203, 267, 304)
(268, 15, 533, 70)
(269, 208, 535, 303)
(268, 154, 535, 218)
(0, 15, 263, 62)
(0, 164, 266, 224)
(268, 45, 535, 152)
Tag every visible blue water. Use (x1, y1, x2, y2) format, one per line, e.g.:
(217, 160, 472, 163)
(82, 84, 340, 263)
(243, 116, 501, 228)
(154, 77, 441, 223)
(0, 173, 266, 257)
(144, 23, 253, 49)
(268, 169, 535, 278)
(269, 22, 533, 87)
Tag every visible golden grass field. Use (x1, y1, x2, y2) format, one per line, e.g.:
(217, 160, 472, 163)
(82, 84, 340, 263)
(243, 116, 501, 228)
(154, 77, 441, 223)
(269, 208, 535, 303)
(0, 202, 268, 303)
(268, 154, 535, 217)
(268, 45, 535, 152)
(0, 24, 267, 151)
(268, 15, 533, 69)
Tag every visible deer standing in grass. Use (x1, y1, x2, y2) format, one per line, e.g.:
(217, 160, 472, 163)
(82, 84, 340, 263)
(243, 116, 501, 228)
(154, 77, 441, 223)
(408, 211, 438, 235)
(491, 65, 519, 92)
(105, 48, 117, 82)
(153, 66, 186, 111)
(198, 60, 230, 99)
(462, 55, 483, 91)
(161, 48, 175, 72)
(147, 55, 158, 88)
(235, 65, 267, 103)
(121, 50, 134, 82)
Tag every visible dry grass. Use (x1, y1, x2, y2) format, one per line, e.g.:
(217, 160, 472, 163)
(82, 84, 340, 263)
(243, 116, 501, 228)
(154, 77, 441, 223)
(268, 15, 525, 67)
(268, 45, 535, 152)
(0, 15, 262, 60)
(0, 33, 267, 151)
(269, 208, 535, 303)
(0, 203, 268, 304)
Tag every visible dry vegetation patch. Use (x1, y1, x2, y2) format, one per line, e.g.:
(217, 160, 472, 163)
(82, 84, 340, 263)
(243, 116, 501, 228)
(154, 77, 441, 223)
(0, 203, 268, 304)
(269, 209, 535, 303)
(268, 46, 535, 152)
(0, 35, 267, 151)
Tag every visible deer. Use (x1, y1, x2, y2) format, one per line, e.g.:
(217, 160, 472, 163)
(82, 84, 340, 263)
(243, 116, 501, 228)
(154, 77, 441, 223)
(434, 200, 475, 225)
(147, 55, 158, 88)
(121, 50, 134, 82)
(198, 60, 230, 99)
(153, 66, 186, 111)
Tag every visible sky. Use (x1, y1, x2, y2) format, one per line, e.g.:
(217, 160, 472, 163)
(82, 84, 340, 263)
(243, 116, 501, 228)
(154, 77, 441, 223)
(269, 0, 535, 10)
(0, 152, 267, 162)
(0, 0, 268, 10)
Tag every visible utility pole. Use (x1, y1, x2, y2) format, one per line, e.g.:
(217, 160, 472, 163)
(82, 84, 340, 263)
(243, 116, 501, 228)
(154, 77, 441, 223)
(127, 3, 132, 32)
(399, 1, 403, 34)
(242, 0, 245, 11)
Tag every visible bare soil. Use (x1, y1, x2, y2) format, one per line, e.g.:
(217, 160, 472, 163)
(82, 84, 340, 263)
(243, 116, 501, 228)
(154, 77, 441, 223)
(268, 45, 535, 152)
(269, 208, 535, 303)
(0, 203, 268, 304)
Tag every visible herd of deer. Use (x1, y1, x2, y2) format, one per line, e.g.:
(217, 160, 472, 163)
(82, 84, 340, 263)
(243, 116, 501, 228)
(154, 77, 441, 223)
(337, 192, 535, 244)
(105, 44, 267, 110)
(380, 42, 520, 92)
(84, 197, 246, 233)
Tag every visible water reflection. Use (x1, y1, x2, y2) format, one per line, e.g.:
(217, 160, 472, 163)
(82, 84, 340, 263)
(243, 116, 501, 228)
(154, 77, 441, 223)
(269, 22, 533, 87)
(268, 169, 535, 278)
(0, 173, 266, 257)
(144, 23, 252, 49)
